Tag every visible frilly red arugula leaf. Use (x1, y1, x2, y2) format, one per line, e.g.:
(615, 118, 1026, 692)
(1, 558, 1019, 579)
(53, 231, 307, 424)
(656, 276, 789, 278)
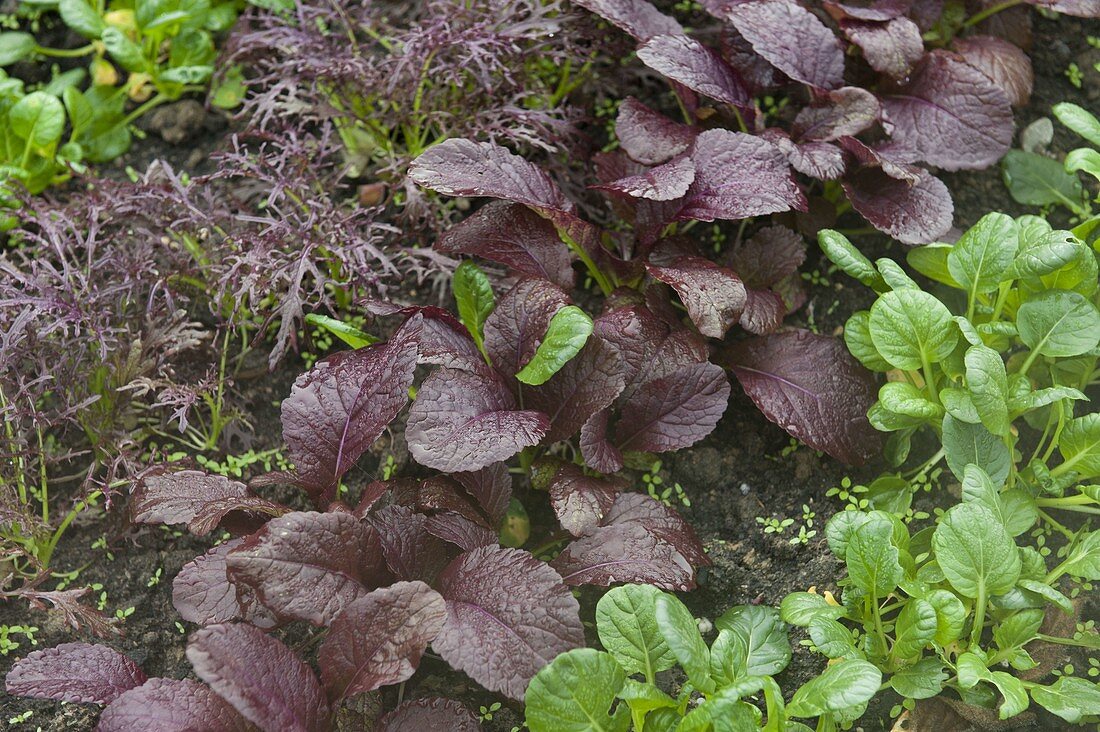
(524, 335, 627, 443)
(432, 546, 584, 701)
(131, 470, 285, 536)
(408, 139, 574, 215)
(546, 462, 623, 536)
(187, 623, 330, 732)
(615, 361, 731, 453)
(98, 678, 252, 732)
(551, 493, 710, 591)
(367, 504, 457, 584)
(842, 166, 954, 245)
(225, 511, 390, 626)
(677, 130, 806, 222)
(375, 697, 482, 732)
(436, 201, 575, 289)
(951, 35, 1033, 107)
(483, 278, 570, 377)
(839, 16, 924, 79)
(646, 256, 747, 339)
(724, 329, 882, 465)
(636, 34, 751, 110)
(5, 643, 147, 705)
(616, 97, 698, 166)
(722, 0, 846, 90)
(405, 367, 549, 472)
(280, 321, 419, 504)
(793, 87, 881, 142)
(318, 581, 446, 702)
(571, 0, 684, 41)
(880, 50, 1013, 171)
(593, 154, 696, 201)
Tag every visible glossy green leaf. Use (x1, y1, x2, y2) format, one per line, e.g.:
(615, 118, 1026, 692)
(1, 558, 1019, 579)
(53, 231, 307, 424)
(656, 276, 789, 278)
(515, 305, 592, 386)
(779, 592, 845, 627)
(595, 585, 676, 682)
(655, 592, 713, 694)
(452, 261, 495, 358)
(101, 27, 147, 73)
(846, 515, 903, 598)
(819, 229, 885, 290)
(906, 244, 959, 288)
(1054, 530, 1100, 581)
(843, 311, 891, 372)
(0, 32, 36, 66)
(889, 657, 947, 700)
(1002, 149, 1087, 215)
(892, 599, 938, 660)
(1054, 102, 1100, 147)
(878, 382, 942, 421)
(1009, 385, 1087, 414)
(708, 628, 749, 687)
(714, 605, 791, 677)
(933, 503, 1021, 599)
(942, 414, 1011, 485)
(960, 464, 1036, 537)
(923, 588, 966, 646)
(993, 609, 1043, 653)
(10, 92, 65, 150)
(304, 314, 377, 349)
(59, 0, 106, 38)
(876, 258, 919, 290)
(786, 659, 881, 718)
(868, 289, 956, 371)
(965, 345, 1009, 436)
(947, 212, 1018, 297)
(1059, 415, 1100, 481)
(525, 648, 630, 732)
(616, 679, 676, 717)
(1016, 579, 1072, 615)
(941, 388, 981, 424)
(807, 617, 857, 659)
(1009, 230, 1080, 280)
(1031, 676, 1100, 723)
(1017, 290, 1100, 358)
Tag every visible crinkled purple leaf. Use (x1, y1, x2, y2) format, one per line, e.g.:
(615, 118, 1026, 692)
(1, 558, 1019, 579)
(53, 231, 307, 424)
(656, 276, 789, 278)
(281, 322, 418, 504)
(368, 504, 456, 583)
(793, 87, 881, 141)
(318, 581, 446, 702)
(525, 336, 626, 443)
(739, 289, 787, 334)
(406, 368, 549, 472)
(98, 678, 252, 732)
(547, 463, 622, 536)
(408, 139, 574, 215)
(484, 278, 570, 377)
(188, 496, 286, 537)
(375, 698, 482, 732)
(880, 50, 1013, 171)
(677, 130, 806, 222)
(822, 0, 912, 20)
(840, 17, 924, 79)
(384, 305, 485, 373)
(726, 225, 807, 289)
(593, 154, 695, 201)
(615, 97, 698, 166)
(616, 362, 731, 452)
(718, 25, 785, 93)
(416, 477, 492, 529)
(425, 513, 498, 551)
(843, 166, 953, 244)
(173, 539, 245, 625)
(951, 35, 1033, 107)
(1026, 0, 1100, 16)
(131, 470, 282, 536)
(433, 546, 584, 700)
(838, 136, 922, 182)
(637, 34, 751, 109)
(187, 623, 329, 732)
(646, 256, 747, 338)
(571, 0, 684, 40)
(453, 463, 512, 526)
(603, 492, 710, 565)
(760, 129, 847, 181)
(436, 201, 574, 290)
(5, 643, 146, 705)
(225, 511, 389, 626)
(724, 0, 846, 89)
(580, 409, 625, 473)
(724, 329, 881, 464)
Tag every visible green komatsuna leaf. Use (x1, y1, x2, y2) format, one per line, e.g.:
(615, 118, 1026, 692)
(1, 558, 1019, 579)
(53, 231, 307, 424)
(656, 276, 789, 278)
(933, 503, 1022, 600)
(864, 475, 912, 514)
(1017, 290, 1100, 358)
(825, 510, 873, 561)
(59, 0, 106, 39)
(922, 588, 966, 645)
(807, 617, 857, 659)
(1016, 215, 1053, 248)
(1009, 230, 1082, 279)
(1058, 415, 1100, 481)
(846, 514, 903, 598)
(654, 592, 713, 694)
(1016, 579, 1072, 615)
(708, 628, 749, 687)
(947, 212, 1019, 298)
(818, 229, 885, 290)
(955, 316, 982, 347)
(868, 402, 925, 432)
(964, 345, 1009, 436)
(988, 670, 1029, 719)
(452, 260, 495, 359)
(525, 648, 630, 732)
(1001, 149, 1087, 216)
(942, 414, 1011, 485)
(515, 305, 592, 386)
(62, 86, 93, 139)
(0, 32, 36, 66)
(714, 605, 791, 677)
(1053, 529, 1100, 581)
(992, 609, 1044, 653)
(891, 598, 938, 660)
(875, 258, 919, 290)
(595, 585, 676, 681)
(884, 428, 913, 467)
(889, 657, 947, 700)
(1054, 101, 1100, 147)
(779, 592, 845, 627)
(101, 27, 147, 73)
(615, 678, 677, 717)
(1037, 243, 1099, 298)
(878, 382, 942, 421)
(1030, 675, 1100, 723)
(1066, 147, 1100, 183)
(1009, 385, 1088, 414)
(843, 311, 891, 372)
(677, 690, 757, 732)
(955, 650, 989, 688)
(786, 659, 882, 718)
(960, 464, 1036, 537)
(304, 314, 377, 349)
(10, 92, 65, 150)
(940, 388, 981, 424)
(907, 244, 960, 289)
(868, 289, 957, 370)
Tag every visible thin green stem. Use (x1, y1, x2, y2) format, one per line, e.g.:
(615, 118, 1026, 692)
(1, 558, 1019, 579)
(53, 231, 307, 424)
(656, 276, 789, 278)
(557, 228, 613, 295)
(969, 586, 986, 648)
(1037, 509, 1075, 540)
(34, 44, 95, 58)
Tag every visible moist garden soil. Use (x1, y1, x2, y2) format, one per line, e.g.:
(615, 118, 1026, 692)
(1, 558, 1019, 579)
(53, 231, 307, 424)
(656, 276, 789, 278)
(3, 11, 1100, 732)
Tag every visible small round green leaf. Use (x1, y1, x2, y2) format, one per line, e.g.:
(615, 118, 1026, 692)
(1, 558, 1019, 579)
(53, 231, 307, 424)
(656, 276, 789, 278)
(0, 32, 36, 66)
(932, 503, 1021, 599)
(595, 585, 676, 681)
(10, 92, 66, 149)
(787, 659, 882, 718)
(868, 289, 957, 370)
(525, 649, 629, 732)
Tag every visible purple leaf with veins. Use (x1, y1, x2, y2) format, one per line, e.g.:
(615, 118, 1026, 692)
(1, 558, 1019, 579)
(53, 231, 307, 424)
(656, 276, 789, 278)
(760, 130, 848, 181)
(546, 463, 622, 536)
(173, 539, 245, 625)
(952, 35, 1033, 107)
(726, 225, 806, 289)
(724, 0, 846, 89)
(822, 0, 912, 21)
(98, 679, 252, 732)
(793, 87, 880, 141)
(571, 0, 684, 40)
(131, 470, 283, 536)
(375, 697, 482, 732)
(739, 289, 787, 334)
(425, 513, 498, 551)
(637, 34, 751, 109)
(453, 463, 513, 526)
(615, 97, 698, 166)
(718, 25, 785, 93)
(840, 17, 924, 79)
(843, 166, 953, 245)
(646, 255, 747, 339)
(5, 643, 147, 705)
(617, 362, 730, 453)
(432, 546, 584, 700)
(581, 409, 624, 473)
(594, 154, 695, 201)
(367, 504, 456, 583)
(483, 278, 570, 376)
(525, 336, 626, 443)
(1026, 0, 1100, 17)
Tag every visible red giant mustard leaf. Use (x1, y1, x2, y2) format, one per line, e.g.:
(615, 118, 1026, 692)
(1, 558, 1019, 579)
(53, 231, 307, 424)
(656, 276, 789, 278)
(571, 0, 684, 40)
(483, 278, 570, 376)
(98, 679, 252, 732)
(840, 17, 924, 79)
(759, 130, 847, 181)
(546, 463, 623, 536)
(187, 623, 329, 732)
(130, 470, 284, 536)
(616, 97, 698, 165)
(822, 0, 912, 21)
(636, 34, 751, 109)
(1026, 0, 1100, 16)
(718, 25, 785, 93)
(616, 362, 731, 453)
(453, 463, 513, 526)
(580, 409, 625, 473)
(594, 154, 696, 201)
(792, 87, 881, 142)
(366, 302, 485, 373)
(318, 581, 447, 702)
(723, 0, 846, 90)
(375, 697, 482, 732)
(724, 329, 881, 465)
(951, 35, 1033, 107)
(726, 225, 807, 290)
(366, 504, 456, 584)
(525, 336, 627, 443)
(173, 539, 246, 626)
(646, 256, 747, 339)
(5, 643, 147, 704)
(842, 166, 953, 245)
(432, 546, 584, 700)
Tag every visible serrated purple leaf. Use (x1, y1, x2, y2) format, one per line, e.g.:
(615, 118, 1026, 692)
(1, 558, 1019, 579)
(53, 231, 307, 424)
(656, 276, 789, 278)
(726, 225, 806, 289)
(225, 511, 389, 626)
(724, 329, 882, 464)
(838, 136, 922, 182)
(433, 546, 584, 700)
(793, 87, 881, 141)
(646, 256, 747, 338)
(603, 492, 710, 566)
(453, 464, 512, 526)
(840, 17, 924, 79)
(951, 35, 1033, 107)
(617, 362, 730, 452)
(637, 34, 751, 109)
(572, 0, 684, 40)
(187, 624, 329, 732)
(173, 539, 245, 625)
(416, 477, 492, 529)
(616, 97, 699, 166)
(881, 50, 1013, 171)
(98, 678, 252, 732)
(5, 643, 146, 705)
(406, 368, 549, 472)
(724, 0, 846, 89)
(318, 581, 446, 702)
(367, 504, 456, 583)
(759, 129, 847, 181)
(375, 697, 482, 732)
(580, 409, 625, 473)
(843, 166, 953, 244)
(525, 336, 627, 443)
(547, 463, 622, 536)
(483, 278, 570, 376)
(678, 130, 806, 222)
(593, 154, 695, 201)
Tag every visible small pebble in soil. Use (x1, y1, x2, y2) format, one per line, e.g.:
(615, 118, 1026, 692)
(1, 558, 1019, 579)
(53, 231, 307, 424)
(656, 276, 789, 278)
(739, 482, 751, 495)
